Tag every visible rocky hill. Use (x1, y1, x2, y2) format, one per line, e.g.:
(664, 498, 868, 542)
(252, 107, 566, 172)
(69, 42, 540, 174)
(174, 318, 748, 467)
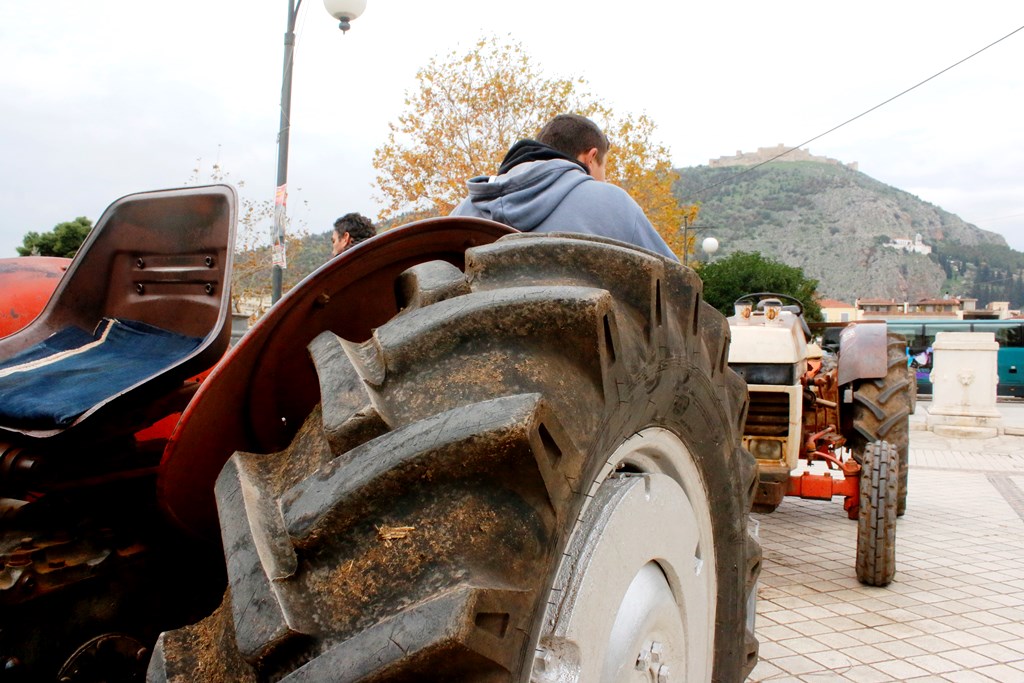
(673, 161, 1013, 303)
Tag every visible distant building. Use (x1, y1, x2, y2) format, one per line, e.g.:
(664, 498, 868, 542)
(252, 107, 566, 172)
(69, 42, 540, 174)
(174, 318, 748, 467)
(818, 298, 857, 323)
(856, 298, 906, 318)
(708, 144, 858, 171)
(885, 233, 932, 255)
(910, 298, 961, 315)
(853, 296, 1017, 321)
(964, 300, 1014, 320)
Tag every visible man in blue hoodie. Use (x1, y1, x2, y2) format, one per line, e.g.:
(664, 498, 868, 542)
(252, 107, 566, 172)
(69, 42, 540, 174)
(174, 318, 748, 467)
(451, 113, 678, 261)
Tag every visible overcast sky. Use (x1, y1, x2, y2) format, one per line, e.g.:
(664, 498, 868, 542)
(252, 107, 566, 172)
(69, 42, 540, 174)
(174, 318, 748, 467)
(2, 2, 1023, 258)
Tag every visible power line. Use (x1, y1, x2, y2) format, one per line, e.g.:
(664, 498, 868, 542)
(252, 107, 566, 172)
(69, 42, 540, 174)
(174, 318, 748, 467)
(688, 24, 1024, 199)
(975, 211, 1024, 224)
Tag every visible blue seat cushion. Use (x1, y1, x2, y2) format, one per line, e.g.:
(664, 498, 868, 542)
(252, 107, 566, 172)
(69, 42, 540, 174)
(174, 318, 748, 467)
(0, 318, 202, 429)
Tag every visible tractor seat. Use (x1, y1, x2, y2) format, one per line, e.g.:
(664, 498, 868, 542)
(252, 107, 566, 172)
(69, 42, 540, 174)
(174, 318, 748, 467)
(0, 185, 237, 439)
(0, 318, 202, 430)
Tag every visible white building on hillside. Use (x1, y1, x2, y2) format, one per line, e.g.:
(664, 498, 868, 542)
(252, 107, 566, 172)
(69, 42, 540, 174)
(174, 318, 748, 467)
(886, 233, 932, 255)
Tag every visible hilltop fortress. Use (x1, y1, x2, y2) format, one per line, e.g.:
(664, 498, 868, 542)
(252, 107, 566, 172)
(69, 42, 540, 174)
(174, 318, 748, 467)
(709, 144, 858, 171)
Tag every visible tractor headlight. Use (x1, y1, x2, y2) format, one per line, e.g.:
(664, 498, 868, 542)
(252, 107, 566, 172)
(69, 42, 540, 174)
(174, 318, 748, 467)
(749, 438, 784, 461)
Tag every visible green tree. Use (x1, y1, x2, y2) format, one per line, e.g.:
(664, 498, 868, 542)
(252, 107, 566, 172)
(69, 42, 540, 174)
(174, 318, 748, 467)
(699, 251, 823, 322)
(18, 217, 92, 257)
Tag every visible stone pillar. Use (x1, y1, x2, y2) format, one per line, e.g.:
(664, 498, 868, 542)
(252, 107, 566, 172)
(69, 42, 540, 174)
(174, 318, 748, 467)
(926, 332, 1003, 438)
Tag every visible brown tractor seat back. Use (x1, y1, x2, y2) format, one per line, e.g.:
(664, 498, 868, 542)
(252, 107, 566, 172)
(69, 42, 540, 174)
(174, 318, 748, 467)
(0, 185, 237, 438)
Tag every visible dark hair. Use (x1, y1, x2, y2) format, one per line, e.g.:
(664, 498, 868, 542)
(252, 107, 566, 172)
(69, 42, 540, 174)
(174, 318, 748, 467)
(333, 212, 377, 245)
(537, 114, 610, 162)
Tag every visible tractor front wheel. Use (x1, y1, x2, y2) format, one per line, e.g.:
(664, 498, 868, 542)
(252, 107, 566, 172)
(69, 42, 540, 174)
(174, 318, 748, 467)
(856, 441, 898, 587)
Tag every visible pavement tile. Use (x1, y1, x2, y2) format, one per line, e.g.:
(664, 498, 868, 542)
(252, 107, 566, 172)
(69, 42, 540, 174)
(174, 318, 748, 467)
(782, 583, 826, 597)
(871, 658, 932, 679)
(845, 628, 896, 646)
(906, 618, 958, 636)
(942, 670, 1002, 682)
(815, 632, 863, 650)
(757, 640, 798, 659)
(765, 609, 809, 625)
(874, 607, 926, 624)
(936, 631, 990, 649)
(840, 666, 897, 683)
(904, 653, 961, 674)
(961, 610, 1012, 627)
(793, 605, 841, 621)
(747, 659, 785, 681)
(963, 625, 1018, 644)
(817, 616, 863, 632)
(759, 586, 791, 601)
(931, 613, 987, 631)
(757, 623, 804, 641)
(840, 644, 896, 665)
(972, 642, 1024, 664)
(904, 603, 954, 619)
(775, 636, 831, 655)
(801, 673, 868, 683)
(941, 649, 998, 669)
(822, 602, 867, 617)
(874, 638, 929, 659)
(773, 653, 828, 676)
(960, 596, 1009, 611)
(999, 638, 1024, 656)
(847, 612, 892, 628)
(773, 596, 817, 610)
(1000, 623, 1024, 639)
(806, 648, 859, 671)
(872, 622, 928, 640)
(787, 620, 835, 637)
(975, 663, 1024, 680)
(903, 634, 959, 654)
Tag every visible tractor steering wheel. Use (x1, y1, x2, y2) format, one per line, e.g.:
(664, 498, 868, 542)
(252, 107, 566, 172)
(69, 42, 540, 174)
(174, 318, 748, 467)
(733, 292, 805, 317)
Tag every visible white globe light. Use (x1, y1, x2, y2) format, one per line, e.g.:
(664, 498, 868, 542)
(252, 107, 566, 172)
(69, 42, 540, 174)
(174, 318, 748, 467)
(702, 236, 719, 255)
(323, 0, 366, 21)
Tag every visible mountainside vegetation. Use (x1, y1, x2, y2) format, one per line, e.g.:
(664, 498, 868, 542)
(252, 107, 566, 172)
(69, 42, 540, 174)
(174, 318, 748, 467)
(674, 161, 1024, 308)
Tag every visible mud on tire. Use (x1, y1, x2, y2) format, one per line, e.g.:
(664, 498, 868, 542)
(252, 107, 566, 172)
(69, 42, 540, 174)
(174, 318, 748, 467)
(849, 333, 912, 516)
(149, 233, 760, 682)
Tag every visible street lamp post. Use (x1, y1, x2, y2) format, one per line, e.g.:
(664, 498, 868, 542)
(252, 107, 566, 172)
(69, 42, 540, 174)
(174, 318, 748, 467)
(681, 217, 720, 267)
(271, 0, 367, 304)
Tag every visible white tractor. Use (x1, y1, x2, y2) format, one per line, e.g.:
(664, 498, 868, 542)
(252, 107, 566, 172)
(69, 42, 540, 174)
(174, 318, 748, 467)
(727, 293, 912, 586)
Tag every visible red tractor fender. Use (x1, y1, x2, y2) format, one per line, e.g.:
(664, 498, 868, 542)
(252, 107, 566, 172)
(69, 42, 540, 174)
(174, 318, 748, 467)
(836, 321, 889, 386)
(0, 256, 71, 337)
(157, 216, 515, 539)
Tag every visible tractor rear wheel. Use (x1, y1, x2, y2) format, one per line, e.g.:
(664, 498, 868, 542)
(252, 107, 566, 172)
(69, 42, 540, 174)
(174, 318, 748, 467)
(148, 234, 760, 682)
(850, 333, 912, 516)
(855, 441, 898, 587)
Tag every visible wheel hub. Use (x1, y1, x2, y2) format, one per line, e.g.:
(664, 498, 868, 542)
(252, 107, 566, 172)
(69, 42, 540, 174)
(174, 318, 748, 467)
(533, 429, 716, 682)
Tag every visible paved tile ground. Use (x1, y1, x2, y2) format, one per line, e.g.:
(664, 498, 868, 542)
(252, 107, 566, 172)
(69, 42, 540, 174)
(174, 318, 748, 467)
(748, 399, 1024, 682)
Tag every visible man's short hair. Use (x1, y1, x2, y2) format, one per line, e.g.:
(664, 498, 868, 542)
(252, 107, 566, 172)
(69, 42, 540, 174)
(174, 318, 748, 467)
(333, 213, 377, 245)
(537, 114, 610, 162)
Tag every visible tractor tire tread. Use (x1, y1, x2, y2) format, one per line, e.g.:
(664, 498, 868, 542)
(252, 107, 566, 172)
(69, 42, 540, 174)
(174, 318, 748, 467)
(151, 234, 760, 682)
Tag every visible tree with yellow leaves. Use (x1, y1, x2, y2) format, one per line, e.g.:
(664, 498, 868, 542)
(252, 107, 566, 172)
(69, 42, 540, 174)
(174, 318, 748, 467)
(373, 35, 698, 261)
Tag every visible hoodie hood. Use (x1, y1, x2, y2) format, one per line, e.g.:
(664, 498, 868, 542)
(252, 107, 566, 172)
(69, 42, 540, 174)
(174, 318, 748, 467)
(497, 139, 590, 176)
(464, 157, 593, 231)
